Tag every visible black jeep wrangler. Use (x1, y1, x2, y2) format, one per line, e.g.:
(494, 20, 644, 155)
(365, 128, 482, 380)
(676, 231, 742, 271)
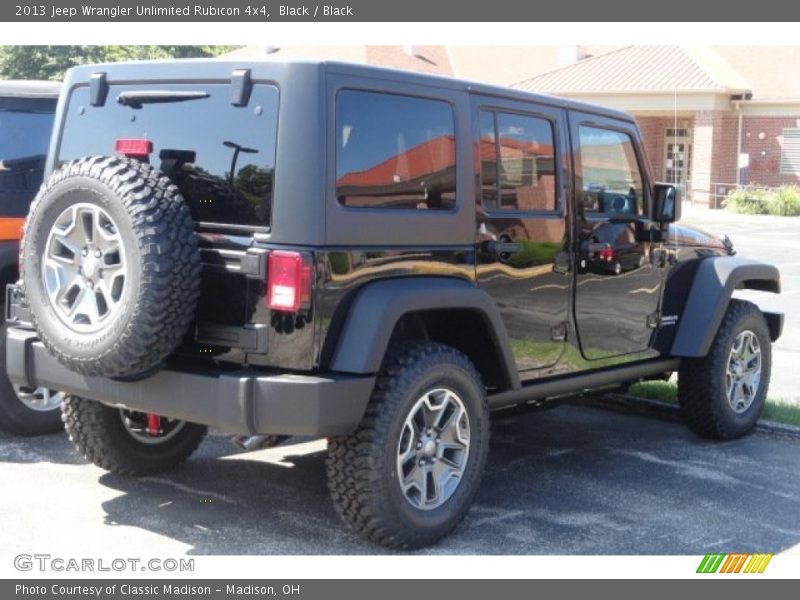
(5, 60, 782, 548)
(0, 79, 61, 435)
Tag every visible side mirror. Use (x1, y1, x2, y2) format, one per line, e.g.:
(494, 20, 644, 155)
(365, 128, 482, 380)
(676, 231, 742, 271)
(653, 183, 681, 223)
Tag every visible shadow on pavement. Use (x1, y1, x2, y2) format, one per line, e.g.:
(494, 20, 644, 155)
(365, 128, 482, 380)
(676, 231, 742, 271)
(94, 404, 800, 555)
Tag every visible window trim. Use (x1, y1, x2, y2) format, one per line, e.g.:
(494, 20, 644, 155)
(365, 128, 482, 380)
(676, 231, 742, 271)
(477, 106, 562, 217)
(333, 87, 460, 214)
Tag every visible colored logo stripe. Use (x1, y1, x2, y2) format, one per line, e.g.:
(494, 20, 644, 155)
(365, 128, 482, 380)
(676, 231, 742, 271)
(697, 553, 773, 574)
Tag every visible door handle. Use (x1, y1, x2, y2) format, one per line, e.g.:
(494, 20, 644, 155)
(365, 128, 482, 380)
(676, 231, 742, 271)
(481, 240, 522, 255)
(553, 250, 571, 274)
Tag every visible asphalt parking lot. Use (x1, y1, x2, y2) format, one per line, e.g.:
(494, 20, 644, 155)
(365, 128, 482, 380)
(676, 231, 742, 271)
(2, 402, 799, 556)
(1, 206, 797, 559)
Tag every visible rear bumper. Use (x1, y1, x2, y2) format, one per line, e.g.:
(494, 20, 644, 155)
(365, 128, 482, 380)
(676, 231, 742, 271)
(6, 327, 375, 436)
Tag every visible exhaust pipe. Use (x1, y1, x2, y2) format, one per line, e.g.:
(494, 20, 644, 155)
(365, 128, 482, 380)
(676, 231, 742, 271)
(231, 434, 289, 452)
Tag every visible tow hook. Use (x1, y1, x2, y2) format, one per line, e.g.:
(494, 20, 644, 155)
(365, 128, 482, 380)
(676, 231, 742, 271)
(231, 434, 289, 452)
(146, 413, 161, 437)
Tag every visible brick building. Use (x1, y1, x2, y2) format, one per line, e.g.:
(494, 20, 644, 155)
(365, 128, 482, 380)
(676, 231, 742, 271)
(514, 46, 800, 206)
(227, 45, 800, 206)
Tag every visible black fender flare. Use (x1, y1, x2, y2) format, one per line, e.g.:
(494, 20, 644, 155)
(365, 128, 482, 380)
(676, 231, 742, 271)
(327, 276, 521, 389)
(670, 257, 781, 357)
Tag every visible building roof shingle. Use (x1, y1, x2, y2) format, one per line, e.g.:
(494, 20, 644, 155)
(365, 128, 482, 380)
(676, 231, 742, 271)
(514, 46, 751, 95)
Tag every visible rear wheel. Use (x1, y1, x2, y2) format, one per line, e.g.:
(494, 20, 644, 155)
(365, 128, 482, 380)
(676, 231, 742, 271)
(679, 300, 771, 440)
(62, 396, 206, 475)
(326, 342, 490, 548)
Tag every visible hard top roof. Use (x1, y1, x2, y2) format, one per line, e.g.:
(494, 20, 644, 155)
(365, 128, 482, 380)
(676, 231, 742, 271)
(0, 80, 61, 98)
(64, 58, 635, 123)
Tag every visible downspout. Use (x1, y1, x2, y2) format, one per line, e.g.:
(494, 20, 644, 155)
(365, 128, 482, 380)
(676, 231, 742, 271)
(736, 101, 743, 186)
(732, 92, 753, 187)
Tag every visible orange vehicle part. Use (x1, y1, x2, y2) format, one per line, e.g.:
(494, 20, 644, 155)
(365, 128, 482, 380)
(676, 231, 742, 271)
(0, 217, 25, 241)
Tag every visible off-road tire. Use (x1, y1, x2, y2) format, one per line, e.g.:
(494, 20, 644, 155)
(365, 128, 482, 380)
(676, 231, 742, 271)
(0, 310, 62, 435)
(326, 342, 490, 549)
(21, 156, 201, 379)
(679, 299, 771, 440)
(62, 396, 206, 475)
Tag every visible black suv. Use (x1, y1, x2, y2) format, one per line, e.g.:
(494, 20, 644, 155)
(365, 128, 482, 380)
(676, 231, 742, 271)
(0, 80, 61, 435)
(6, 61, 782, 548)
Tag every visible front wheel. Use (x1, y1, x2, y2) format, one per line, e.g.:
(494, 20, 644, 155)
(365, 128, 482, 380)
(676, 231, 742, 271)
(62, 396, 207, 475)
(326, 342, 490, 549)
(678, 300, 771, 440)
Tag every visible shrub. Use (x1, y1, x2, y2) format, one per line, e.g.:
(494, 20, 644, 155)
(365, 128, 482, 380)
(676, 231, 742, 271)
(724, 185, 800, 216)
(770, 186, 800, 216)
(724, 187, 771, 214)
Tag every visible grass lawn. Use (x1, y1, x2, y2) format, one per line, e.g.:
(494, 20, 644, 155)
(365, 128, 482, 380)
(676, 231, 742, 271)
(628, 381, 800, 427)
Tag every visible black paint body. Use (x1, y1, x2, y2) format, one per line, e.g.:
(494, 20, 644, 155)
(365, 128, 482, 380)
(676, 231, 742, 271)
(43, 60, 779, 413)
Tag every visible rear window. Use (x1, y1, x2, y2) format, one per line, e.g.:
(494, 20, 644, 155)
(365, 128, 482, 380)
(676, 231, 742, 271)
(58, 83, 278, 229)
(0, 97, 55, 216)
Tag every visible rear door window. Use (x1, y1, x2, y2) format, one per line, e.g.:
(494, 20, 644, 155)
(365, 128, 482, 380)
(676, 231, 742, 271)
(335, 90, 456, 210)
(58, 83, 278, 229)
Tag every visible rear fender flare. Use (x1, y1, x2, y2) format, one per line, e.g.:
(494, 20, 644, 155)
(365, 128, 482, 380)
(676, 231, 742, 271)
(327, 277, 521, 390)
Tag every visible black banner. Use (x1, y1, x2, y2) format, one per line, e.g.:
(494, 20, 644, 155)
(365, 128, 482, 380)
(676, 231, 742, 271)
(1, 0, 798, 22)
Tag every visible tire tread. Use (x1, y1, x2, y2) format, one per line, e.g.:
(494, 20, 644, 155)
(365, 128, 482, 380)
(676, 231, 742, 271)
(326, 341, 489, 549)
(22, 156, 201, 378)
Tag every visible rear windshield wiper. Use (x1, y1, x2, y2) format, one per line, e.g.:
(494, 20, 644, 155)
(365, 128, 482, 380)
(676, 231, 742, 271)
(117, 91, 210, 109)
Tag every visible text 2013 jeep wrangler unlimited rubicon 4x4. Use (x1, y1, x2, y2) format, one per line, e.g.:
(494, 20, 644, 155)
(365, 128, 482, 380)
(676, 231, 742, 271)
(5, 60, 783, 548)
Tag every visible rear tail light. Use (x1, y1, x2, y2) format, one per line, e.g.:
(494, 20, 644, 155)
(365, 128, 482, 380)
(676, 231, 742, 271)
(267, 251, 312, 312)
(598, 247, 615, 262)
(115, 138, 153, 160)
(146, 413, 161, 437)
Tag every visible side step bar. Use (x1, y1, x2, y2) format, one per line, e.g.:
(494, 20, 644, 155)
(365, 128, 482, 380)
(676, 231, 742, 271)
(488, 358, 680, 409)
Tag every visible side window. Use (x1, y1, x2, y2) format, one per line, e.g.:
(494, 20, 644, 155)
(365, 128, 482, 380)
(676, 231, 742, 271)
(576, 125, 644, 216)
(335, 90, 456, 210)
(479, 109, 557, 212)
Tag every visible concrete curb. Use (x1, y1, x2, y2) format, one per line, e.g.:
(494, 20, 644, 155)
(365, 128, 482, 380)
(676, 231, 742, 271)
(571, 393, 800, 439)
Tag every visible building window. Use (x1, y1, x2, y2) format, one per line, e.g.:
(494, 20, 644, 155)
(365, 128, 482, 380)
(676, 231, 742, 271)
(665, 128, 690, 138)
(479, 109, 557, 212)
(780, 128, 800, 175)
(335, 90, 456, 210)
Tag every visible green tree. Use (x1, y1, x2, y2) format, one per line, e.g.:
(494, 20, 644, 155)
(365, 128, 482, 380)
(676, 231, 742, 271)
(0, 46, 238, 81)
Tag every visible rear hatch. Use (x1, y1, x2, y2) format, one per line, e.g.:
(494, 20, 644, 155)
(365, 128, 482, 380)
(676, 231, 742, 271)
(55, 80, 279, 366)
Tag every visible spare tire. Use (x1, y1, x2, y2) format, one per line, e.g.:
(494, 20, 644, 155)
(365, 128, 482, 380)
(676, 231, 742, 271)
(21, 156, 201, 378)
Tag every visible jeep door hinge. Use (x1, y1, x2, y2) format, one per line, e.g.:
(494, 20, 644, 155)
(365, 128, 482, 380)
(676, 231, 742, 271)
(551, 321, 568, 341)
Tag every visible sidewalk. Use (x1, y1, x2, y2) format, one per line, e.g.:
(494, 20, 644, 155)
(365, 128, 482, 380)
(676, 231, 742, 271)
(680, 204, 798, 404)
